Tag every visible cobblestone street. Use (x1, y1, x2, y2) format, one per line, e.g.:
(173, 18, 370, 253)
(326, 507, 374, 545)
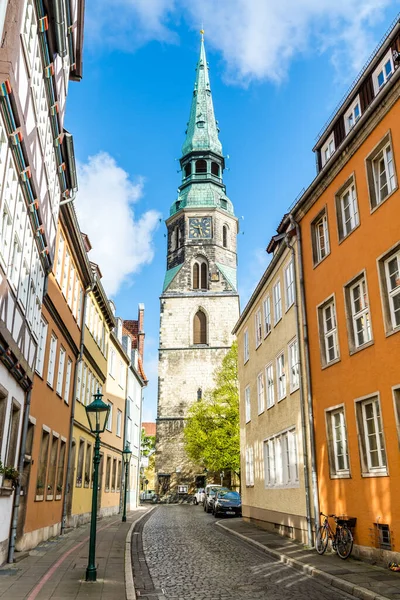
(136, 505, 353, 600)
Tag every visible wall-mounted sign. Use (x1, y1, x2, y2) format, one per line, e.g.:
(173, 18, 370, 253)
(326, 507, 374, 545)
(178, 485, 188, 494)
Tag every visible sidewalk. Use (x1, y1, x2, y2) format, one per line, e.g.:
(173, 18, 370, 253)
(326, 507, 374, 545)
(217, 518, 400, 600)
(0, 506, 150, 600)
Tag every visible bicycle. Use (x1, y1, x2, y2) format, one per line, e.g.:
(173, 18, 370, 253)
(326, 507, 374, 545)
(315, 512, 354, 559)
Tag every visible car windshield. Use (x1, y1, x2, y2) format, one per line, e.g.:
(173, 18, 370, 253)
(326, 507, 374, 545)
(210, 486, 228, 497)
(218, 491, 240, 500)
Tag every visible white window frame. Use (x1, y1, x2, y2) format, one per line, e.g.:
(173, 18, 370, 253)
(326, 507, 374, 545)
(245, 446, 254, 486)
(314, 211, 330, 263)
(284, 261, 294, 310)
(321, 132, 335, 167)
(245, 385, 251, 423)
(372, 50, 394, 96)
(329, 407, 350, 476)
(288, 338, 299, 393)
(273, 280, 282, 325)
(384, 250, 400, 330)
(64, 358, 72, 403)
(255, 309, 262, 348)
(357, 396, 387, 475)
(339, 182, 359, 238)
(265, 363, 274, 409)
(276, 352, 286, 400)
(372, 142, 396, 207)
(109, 348, 115, 378)
(56, 347, 66, 396)
(263, 295, 271, 337)
(320, 298, 339, 365)
(116, 409, 122, 437)
(264, 428, 298, 488)
(35, 316, 48, 377)
(344, 95, 361, 134)
(55, 233, 64, 284)
(349, 276, 372, 348)
(47, 333, 57, 387)
(243, 329, 249, 364)
(106, 402, 113, 432)
(257, 371, 265, 414)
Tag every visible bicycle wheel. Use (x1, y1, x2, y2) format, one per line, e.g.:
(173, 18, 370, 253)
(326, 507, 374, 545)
(315, 525, 329, 554)
(336, 526, 353, 559)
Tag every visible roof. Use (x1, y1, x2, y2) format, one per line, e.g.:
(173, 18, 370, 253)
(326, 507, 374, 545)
(123, 320, 148, 385)
(142, 422, 156, 436)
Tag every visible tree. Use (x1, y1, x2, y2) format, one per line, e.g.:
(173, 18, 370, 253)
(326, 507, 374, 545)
(141, 429, 156, 457)
(184, 342, 239, 475)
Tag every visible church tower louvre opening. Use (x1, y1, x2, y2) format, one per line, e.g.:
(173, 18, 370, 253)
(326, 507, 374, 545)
(155, 33, 240, 497)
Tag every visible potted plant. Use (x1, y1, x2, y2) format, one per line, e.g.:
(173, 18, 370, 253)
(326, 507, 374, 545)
(0, 461, 19, 488)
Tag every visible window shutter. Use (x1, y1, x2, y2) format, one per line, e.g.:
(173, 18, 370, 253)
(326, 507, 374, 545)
(194, 310, 207, 344)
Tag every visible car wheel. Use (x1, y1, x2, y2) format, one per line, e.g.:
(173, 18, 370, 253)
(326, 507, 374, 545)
(193, 498, 198, 505)
(214, 510, 219, 518)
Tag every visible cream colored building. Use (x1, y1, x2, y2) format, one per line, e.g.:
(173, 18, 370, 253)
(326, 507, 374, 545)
(234, 231, 318, 545)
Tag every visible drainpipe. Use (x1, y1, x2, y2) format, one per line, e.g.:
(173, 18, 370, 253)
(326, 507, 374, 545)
(8, 386, 32, 563)
(284, 236, 313, 548)
(61, 284, 91, 533)
(120, 360, 131, 515)
(137, 387, 144, 508)
(289, 214, 320, 540)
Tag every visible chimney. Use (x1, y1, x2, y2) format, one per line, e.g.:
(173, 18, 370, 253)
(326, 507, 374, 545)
(138, 303, 145, 362)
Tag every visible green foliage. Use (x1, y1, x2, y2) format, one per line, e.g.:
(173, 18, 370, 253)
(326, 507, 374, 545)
(184, 342, 239, 474)
(141, 428, 156, 457)
(0, 460, 20, 482)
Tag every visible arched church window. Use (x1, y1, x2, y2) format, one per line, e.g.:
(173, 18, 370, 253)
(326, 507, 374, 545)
(193, 263, 199, 289)
(201, 262, 208, 289)
(193, 310, 207, 345)
(184, 163, 192, 178)
(195, 159, 207, 174)
(222, 225, 228, 248)
(211, 162, 219, 176)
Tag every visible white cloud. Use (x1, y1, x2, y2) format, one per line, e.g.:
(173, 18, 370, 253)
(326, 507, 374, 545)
(239, 247, 271, 308)
(76, 152, 160, 296)
(85, 0, 395, 83)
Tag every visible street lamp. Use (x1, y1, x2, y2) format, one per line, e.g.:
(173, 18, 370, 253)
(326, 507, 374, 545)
(122, 443, 132, 522)
(85, 390, 110, 582)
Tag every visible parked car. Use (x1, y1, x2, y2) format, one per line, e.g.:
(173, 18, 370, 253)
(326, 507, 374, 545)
(213, 490, 242, 518)
(193, 488, 205, 505)
(140, 490, 156, 501)
(203, 485, 230, 513)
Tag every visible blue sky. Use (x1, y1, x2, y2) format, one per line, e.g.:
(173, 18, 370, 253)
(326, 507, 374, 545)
(65, 0, 400, 421)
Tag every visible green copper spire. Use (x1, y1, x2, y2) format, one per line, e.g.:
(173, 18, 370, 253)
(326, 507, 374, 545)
(182, 34, 222, 156)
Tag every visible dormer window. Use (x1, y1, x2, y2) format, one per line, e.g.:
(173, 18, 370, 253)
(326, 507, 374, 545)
(344, 96, 361, 134)
(321, 133, 335, 167)
(184, 163, 192, 178)
(211, 162, 219, 176)
(373, 50, 394, 96)
(195, 159, 207, 174)
(220, 198, 228, 210)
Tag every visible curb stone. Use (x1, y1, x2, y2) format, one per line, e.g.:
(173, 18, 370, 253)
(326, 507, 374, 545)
(125, 507, 156, 600)
(216, 521, 391, 600)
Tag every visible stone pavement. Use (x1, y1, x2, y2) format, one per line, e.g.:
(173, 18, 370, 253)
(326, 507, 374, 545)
(0, 506, 150, 600)
(218, 518, 400, 600)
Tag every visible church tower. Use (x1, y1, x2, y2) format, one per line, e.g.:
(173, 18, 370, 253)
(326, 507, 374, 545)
(155, 35, 239, 495)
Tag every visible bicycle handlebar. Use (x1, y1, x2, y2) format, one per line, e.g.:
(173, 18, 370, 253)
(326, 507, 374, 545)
(320, 512, 337, 518)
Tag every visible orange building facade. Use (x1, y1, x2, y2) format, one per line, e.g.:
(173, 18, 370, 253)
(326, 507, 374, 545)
(292, 22, 400, 561)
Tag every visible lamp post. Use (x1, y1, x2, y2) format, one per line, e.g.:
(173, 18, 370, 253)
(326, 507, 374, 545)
(122, 443, 132, 522)
(85, 390, 110, 583)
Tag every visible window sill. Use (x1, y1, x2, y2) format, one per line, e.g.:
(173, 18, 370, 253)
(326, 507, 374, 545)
(289, 386, 299, 395)
(35, 494, 44, 501)
(349, 339, 374, 355)
(255, 341, 262, 350)
(361, 470, 388, 478)
(244, 358, 250, 365)
(285, 302, 294, 314)
(55, 495, 62, 500)
(35, 370, 44, 380)
(264, 483, 300, 490)
(264, 330, 271, 340)
(0, 486, 14, 497)
(46, 495, 54, 501)
(385, 325, 400, 339)
(245, 420, 251, 425)
(338, 221, 361, 245)
(370, 185, 398, 215)
(274, 317, 282, 327)
(321, 357, 341, 370)
(245, 484, 254, 488)
(46, 382, 54, 390)
(278, 395, 286, 403)
(56, 391, 62, 399)
(258, 408, 265, 416)
(267, 403, 275, 411)
(329, 472, 351, 480)
(313, 251, 331, 270)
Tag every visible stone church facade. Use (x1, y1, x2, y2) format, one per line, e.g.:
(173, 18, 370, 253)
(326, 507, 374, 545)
(156, 35, 240, 496)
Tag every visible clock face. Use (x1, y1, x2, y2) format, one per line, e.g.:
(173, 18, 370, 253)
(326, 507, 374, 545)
(188, 217, 212, 239)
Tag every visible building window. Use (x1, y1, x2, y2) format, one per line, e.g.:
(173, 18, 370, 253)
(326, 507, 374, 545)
(381, 248, 400, 333)
(273, 280, 282, 324)
(336, 178, 359, 240)
(76, 439, 85, 486)
(375, 523, 392, 551)
(56, 440, 66, 498)
(356, 396, 387, 476)
(56, 347, 66, 396)
(192, 258, 208, 290)
(265, 363, 274, 409)
(276, 352, 286, 401)
(345, 274, 372, 350)
(366, 134, 397, 209)
(264, 428, 298, 488)
(326, 406, 350, 478)
(255, 309, 262, 348)
(64, 359, 72, 403)
(117, 460, 122, 491)
(243, 329, 249, 363)
(372, 50, 394, 95)
(21, 0, 37, 71)
(318, 297, 339, 367)
(184, 163, 191, 177)
(106, 402, 113, 432)
(344, 96, 361, 134)
(119, 360, 124, 388)
(222, 225, 228, 248)
(245, 386, 251, 423)
(36, 317, 48, 377)
(5, 401, 21, 467)
(109, 348, 115, 378)
(112, 458, 117, 492)
(321, 132, 335, 167)
(84, 443, 92, 487)
(288, 338, 299, 392)
(193, 309, 207, 345)
(257, 372, 265, 414)
(245, 447, 254, 486)
(47, 334, 58, 387)
(195, 159, 207, 173)
(36, 430, 49, 499)
(263, 296, 271, 337)
(105, 456, 111, 492)
(46, 435, 59, 500)
(211, 162, 219, 176)
(312, 208, 330, 264)
(284, 261, 294, 310)
(62, 250, 70, 297)
(116, 409, 122, 437)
